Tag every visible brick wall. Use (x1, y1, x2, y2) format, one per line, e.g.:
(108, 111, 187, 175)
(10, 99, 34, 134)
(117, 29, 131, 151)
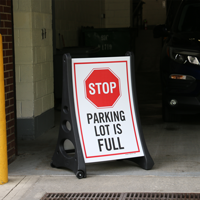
(0, 0, 16, 164)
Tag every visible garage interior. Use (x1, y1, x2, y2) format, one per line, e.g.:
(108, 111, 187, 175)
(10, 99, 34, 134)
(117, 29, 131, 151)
(6, 0, 200, 194)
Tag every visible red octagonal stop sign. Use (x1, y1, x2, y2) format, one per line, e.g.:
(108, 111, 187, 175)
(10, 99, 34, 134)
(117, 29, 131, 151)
(84, 68, 121, 108)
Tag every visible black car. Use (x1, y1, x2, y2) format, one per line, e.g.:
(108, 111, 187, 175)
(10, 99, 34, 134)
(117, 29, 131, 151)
(154, 0, 200, 122)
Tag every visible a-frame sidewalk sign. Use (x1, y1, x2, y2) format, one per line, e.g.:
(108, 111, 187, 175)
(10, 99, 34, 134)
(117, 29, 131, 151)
(51, 52, 154, 179)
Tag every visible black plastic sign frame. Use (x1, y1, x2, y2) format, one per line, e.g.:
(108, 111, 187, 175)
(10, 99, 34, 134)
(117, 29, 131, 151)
(51, 52, 154, 179)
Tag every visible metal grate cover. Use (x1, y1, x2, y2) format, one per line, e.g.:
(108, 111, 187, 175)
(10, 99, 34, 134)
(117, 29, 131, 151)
(41, 193, 200, 200)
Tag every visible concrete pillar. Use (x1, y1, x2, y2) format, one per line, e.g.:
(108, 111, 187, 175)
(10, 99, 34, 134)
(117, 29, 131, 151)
(13, 0, 54, 140)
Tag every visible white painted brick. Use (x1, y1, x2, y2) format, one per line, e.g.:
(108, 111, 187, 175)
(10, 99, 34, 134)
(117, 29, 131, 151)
(106, 2, 130, 10)
(13, 12, 32, 29)
(42, 94, 52, 112)
(66, 1, 76, 16)
(19, 29, 32, 47)
(42, 29, 53, 47)
(15, 65, 20, 83)
(55, 20, 61, 31)
(46, 77, 54, 94)
(88, 2, 100, 12)
(91, 20, 101, 28)
(33, 64, 42, 82)
(50, 93, 54, 109)
(50, 62, 53, 78)
(41, 62, 50, 79)
(32, 29, 42, 47)
(118, 17, 130, 24)
(18, 0, 31, 12)
(55, 30, 61, 49)
(55, 1, 63, 20)
(54, 0, 106, 48)
(14, 0, 55, 119)
(13, 29, 19, 47)
(105, 0, 130, 28)
(106, 0, 128, 3)
(105, 24, 115, 28)
(34, 98, 42, 117)
(13, 0, 19, 11)
(34, 47, 46, 64)
(113, 10, 130, 18)
(143, 0, 166, 25)
(105, 17, 130, 28)
(33, 82, 36, 98)
(36, 80, 47, 98)
(69, 20, 78, 30)
(46, 29, 53, 47)
(33, 12, 44, 29)
(16, 101, 22, 118)
(15, 47, 33, 64)
(61, 20, 69, 31)
(31, 0, 41, 12)
(43, 14, 52, 29)
(16, 82, 34, 101)
(20, 65, 33, 82)
(106, 11, 114, 18)
(21, 101, 34, 117)
(64, 30, 78, 47)
(41, 0, 52, 14)
(45, 46, 53, 62)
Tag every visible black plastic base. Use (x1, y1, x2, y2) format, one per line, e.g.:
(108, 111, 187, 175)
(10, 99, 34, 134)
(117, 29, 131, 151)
(51, 52, 154, 178)
(51, 53, 86, 179)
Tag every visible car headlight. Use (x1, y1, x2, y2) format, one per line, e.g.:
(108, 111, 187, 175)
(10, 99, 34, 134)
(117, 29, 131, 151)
(169, 47, 200, 65)
(187, 56, 200, 65)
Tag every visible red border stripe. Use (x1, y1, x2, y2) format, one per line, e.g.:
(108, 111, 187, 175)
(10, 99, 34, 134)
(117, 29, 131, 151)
(73, 60, 140, 159)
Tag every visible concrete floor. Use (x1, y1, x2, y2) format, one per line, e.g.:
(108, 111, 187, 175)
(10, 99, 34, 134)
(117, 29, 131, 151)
(1, 31, 200, 199)
(7, 108, 200, 178)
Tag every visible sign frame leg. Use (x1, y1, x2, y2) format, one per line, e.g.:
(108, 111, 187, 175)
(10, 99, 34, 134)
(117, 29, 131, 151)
(51, 53, 86, 178)
(125, 51, 154, 170)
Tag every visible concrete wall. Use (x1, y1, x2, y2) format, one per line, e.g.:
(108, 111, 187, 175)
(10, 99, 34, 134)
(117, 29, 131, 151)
(143, 0, 166, 26)
(13, 0, 54, 139)
(54, 0, 132, 48)
(105, 0, 131, 28)
(12, 0, 166, 140)
(104, 0, 166, 28)
(54, 0, 105, 49)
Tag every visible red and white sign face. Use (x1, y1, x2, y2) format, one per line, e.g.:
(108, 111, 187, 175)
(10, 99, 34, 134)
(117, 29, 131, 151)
(72, 56, 144, 163)
(84, 68, 121, 108)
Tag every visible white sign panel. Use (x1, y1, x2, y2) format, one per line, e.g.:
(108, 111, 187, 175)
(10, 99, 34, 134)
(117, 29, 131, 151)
(72, 56, 144, 163)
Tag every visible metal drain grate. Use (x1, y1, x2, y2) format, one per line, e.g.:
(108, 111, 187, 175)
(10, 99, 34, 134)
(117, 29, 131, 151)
(125, 193, 200, 200)
(41, 193, 123, 200)
(41, 193, 200, 200)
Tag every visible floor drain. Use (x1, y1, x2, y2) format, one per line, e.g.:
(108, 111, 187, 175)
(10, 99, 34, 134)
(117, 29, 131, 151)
(41, 193, 200, 200)
(41, 193, 123, 200)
